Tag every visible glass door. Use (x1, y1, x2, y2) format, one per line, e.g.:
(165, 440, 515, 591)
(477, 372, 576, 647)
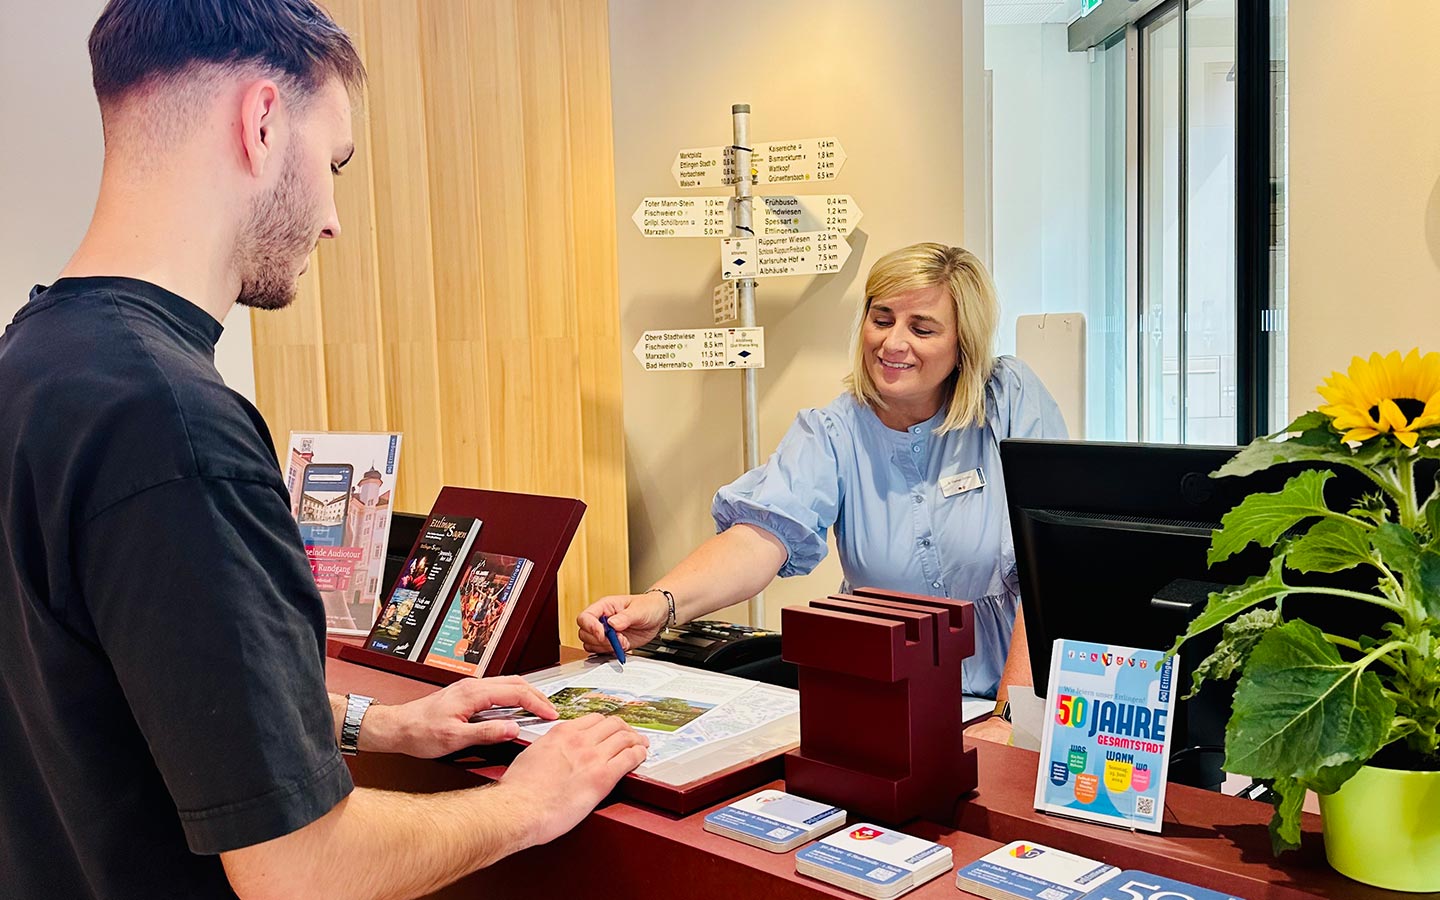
(1137, 0, 1240, 444)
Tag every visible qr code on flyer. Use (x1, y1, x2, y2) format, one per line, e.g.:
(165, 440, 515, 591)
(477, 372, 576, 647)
(1135, 796, 1155, 817)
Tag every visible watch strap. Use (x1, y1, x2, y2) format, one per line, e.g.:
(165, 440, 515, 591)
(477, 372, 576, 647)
(340, 693, 374, 756)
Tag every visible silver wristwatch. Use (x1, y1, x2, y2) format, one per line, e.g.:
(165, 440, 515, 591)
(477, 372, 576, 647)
(340, 693, 375, 756)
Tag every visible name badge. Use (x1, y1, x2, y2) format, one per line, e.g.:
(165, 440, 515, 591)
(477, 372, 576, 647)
(940, 467, 986, 498)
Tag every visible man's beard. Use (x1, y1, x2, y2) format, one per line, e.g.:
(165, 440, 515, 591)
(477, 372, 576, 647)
(233, 151, 317, 311)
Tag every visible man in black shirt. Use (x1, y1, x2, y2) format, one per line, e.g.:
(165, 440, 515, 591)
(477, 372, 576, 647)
(0, 3, 647, 899)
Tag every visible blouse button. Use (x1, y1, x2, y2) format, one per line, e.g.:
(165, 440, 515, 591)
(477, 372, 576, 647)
(919, 538, 931, 548)
(913, 494, 924, 504)
(931, 580, 943, 589)
(911, 444, 921, 453)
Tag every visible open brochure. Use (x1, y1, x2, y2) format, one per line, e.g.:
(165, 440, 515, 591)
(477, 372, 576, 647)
(483, 657, 799, 780)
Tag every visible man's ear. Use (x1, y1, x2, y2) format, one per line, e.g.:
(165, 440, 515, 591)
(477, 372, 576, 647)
(238, 79, 283, 179)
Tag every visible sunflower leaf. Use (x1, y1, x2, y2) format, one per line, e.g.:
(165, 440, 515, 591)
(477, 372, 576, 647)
(1186, 607, 1283, 698)
(1170, 556, 1289, 653)
(1371, 523, 1440, 616)
(1266, 776, 1306, 853)
(1426, 482, 1440, 542)
(1286, 519, 1375, 574)
(1209, 470, 1335, 565)
(1223, 619, 1393, 785)
(1213, 436, 1389, 481)
(1274, 410, 1331, 437)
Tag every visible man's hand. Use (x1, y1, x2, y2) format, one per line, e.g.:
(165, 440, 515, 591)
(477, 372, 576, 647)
(489, 713, 649, 848)
(576, 592, 670, 656)
(358, 676, 558, 758)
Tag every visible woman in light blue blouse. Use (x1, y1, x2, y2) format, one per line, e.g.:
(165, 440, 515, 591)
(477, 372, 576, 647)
(579, 243, 1066, 700)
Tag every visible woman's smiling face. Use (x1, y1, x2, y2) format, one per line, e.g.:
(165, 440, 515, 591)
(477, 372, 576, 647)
(861, 282, 960, 428)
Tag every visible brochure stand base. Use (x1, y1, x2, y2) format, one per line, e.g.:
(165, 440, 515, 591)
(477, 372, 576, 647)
(782, 587, 979, 825)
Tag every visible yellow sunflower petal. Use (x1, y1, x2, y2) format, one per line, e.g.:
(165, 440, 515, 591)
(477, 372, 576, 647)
(1331, 412, 1381, 431)
(1395, 430, 1420, 448)
(1342, 428, 1380, 443)
(1379, 399, 1411, 431)
(1418, 352, 1440, 400)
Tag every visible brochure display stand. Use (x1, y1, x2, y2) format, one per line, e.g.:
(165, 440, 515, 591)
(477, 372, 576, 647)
(781, 587, 979, 825)
(337, 487, 584, 684)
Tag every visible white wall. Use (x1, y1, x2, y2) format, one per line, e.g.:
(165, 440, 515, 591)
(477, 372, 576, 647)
(0, 1, 255, 400)
(1287, 1, 1440, 417)
(984, 23, 1093, 358)
(610, 0, 981, 628)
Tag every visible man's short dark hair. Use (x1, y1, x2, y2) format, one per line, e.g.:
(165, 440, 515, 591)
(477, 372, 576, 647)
(89, 0, 365, 107)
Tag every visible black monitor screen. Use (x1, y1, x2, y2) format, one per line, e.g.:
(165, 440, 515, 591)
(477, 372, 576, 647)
(999, 438, 1400, 790)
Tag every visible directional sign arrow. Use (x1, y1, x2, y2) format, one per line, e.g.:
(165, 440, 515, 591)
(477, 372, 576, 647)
(672, 137, 847, 188)
(632, 328, 766, 371)
(631, 196, 730, 237)
(736, 230, 853, 279)
(756, 194, 862, 237)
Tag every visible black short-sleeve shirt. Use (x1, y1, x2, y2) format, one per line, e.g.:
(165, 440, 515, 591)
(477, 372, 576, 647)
(0, 277, 353, 899)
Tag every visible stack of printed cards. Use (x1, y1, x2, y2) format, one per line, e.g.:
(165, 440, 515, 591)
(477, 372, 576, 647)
(702, 789, 845, 853)
(795, 823, 952, 899)
(954, 840, 1120, 900)
(1080, 871, 1249, 900)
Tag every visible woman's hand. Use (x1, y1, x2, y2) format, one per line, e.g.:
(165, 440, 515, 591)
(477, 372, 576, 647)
(576, 591, 671, 656)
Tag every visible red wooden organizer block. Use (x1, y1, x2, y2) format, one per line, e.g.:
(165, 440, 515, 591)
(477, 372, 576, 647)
(782, 587, 978, 825)
(336, 486, 583, 685)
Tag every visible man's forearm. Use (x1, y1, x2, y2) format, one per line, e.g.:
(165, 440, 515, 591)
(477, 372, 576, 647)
(223, 783, 535, 900)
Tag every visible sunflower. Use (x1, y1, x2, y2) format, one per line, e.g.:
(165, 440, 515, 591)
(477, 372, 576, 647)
(1317, 349, 1440, 447)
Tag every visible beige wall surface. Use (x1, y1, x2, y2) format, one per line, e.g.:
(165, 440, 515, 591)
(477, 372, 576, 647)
(610, 0, 980, 628)
(0, 0, 256, 399)
(1287, 1, 1440, 417)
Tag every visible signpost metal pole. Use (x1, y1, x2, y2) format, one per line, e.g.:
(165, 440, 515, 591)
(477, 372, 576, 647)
(732, 103, 764, 628)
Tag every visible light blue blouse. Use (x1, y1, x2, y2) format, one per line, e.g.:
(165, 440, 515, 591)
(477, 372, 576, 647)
(712, 356, 1067, 698)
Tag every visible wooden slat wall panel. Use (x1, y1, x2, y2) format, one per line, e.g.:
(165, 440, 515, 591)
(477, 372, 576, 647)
(252, 260, 329, 436)
(360, 0, 445, 513)
(417, 0, 492, 492)
(563, 0, 629, 606)
(251, 0, 627, 638)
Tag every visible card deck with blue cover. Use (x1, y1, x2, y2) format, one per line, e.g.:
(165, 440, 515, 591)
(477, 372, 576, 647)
(702, 789, 845, 852)
(954, 840, 1120, 900)
(1080, 871, 1248, 900)
(795, 823, 952, 899)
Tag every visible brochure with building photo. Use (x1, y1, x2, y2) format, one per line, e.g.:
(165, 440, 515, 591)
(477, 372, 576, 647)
(423, 552, 532, 676)
(1033, 640, 1178, 834)
(364, 514, 479, 660)
(284, 431, 402, 635)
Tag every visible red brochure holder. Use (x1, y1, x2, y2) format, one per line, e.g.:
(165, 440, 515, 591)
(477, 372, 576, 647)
(781, 587, 979, 824)
(337, 487, 583, 683)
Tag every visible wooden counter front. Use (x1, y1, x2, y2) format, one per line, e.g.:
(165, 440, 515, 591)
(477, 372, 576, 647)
(326, 648, 1420, 900)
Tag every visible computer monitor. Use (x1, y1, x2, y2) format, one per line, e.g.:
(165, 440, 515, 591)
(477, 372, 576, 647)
(999, 438, 1398, 791)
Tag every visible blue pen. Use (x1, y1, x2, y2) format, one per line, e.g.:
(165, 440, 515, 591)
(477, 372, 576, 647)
(600, 614, 627, 665)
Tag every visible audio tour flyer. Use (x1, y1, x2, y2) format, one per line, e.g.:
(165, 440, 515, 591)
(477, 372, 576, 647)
(1033, 640, 1178, 833)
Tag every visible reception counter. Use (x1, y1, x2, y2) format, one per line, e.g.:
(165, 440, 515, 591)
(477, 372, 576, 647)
(325, 650, 1420, 900)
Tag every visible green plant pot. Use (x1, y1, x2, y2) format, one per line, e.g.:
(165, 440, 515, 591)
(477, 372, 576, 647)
(1319, 763, 1440, 892)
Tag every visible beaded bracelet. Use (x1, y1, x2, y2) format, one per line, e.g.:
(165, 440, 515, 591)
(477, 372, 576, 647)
(646, 587, 677, 627)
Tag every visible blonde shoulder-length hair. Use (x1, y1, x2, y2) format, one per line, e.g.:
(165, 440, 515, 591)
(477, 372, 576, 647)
(842, 243, 999, 433)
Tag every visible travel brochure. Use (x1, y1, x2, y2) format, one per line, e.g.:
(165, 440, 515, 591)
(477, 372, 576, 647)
(422, 552, 532, 676)
(494, 657, 798, 771)
(364, 514, 479, 659)
(1033, 639, 1178, 833)
(285, 431, 402, 634)
(955, 841, 1247, 900)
